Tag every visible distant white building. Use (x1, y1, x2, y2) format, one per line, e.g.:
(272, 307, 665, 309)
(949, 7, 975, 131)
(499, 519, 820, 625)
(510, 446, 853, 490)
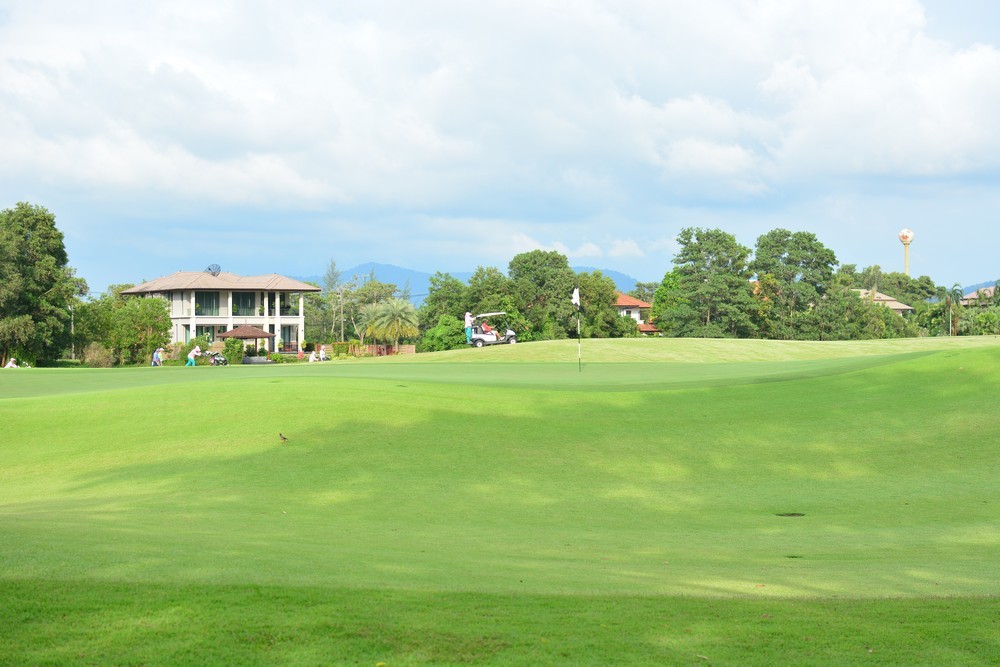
(122, 270, 320, 351)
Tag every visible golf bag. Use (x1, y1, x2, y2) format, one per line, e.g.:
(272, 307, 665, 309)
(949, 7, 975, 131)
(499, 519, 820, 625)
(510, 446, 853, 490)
(207, 351, 228, 366)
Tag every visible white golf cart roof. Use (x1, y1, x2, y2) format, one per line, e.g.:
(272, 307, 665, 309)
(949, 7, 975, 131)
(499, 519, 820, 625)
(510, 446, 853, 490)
(474, 312, 506, 319)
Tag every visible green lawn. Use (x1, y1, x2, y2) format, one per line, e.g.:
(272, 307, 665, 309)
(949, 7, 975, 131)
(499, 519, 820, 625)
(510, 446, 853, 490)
(1, 337, 998, 665)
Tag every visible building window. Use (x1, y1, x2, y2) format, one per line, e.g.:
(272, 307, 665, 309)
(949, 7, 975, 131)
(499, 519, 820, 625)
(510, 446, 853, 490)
(281, 325, 294, 349)
(195, 291, 219, 316)
(232, 292, 255, 317)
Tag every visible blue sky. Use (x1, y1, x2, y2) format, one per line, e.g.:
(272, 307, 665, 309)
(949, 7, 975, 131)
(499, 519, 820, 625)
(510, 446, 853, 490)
(1, 0, 998, 293)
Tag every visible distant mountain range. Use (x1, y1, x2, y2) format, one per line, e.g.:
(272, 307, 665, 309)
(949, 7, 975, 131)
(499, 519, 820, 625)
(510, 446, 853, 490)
(963, 279, 998, 295)
(299, 263, 996, 304)
(298, 262, 641, 304)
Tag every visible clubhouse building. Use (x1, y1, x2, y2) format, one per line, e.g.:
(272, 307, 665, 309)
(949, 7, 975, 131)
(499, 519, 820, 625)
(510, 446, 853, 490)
(122, 270, 320, 352)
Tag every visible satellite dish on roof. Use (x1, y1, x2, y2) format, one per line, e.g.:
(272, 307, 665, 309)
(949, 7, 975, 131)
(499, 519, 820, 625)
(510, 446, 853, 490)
(205, 264, 222, 276)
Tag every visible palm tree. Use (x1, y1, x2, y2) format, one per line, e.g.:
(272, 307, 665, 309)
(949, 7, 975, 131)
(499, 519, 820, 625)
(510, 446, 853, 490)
(947, 283, 964, 336)
(354, 302, 379, 347)
(365, 298, 419, 352)
(937, 283, 965, 336)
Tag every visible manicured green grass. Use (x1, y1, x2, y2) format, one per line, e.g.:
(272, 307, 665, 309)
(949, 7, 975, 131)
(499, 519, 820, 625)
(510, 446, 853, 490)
(1, 338, 998, 664)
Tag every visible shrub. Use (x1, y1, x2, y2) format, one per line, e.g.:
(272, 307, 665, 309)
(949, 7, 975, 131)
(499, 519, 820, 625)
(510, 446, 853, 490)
(418, 315, 466, 352)
(329, 341, 352, 356)
(82, 343, 113, 368)
(222, 337, 246, 365)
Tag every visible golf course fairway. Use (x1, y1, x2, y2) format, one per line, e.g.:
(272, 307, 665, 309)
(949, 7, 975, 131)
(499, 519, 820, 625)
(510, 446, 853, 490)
(1, 337, 997, 665)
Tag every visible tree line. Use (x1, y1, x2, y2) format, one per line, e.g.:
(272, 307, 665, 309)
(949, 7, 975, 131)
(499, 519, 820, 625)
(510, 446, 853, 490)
(313, 228, 999, 351)
(3, 201, 998, 366)
(309, 250, 637, 352)
(651, 227, 999, 341)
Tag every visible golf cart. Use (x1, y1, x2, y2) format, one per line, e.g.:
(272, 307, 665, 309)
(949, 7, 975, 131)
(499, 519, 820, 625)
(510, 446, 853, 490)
(469, 312, 517, 347)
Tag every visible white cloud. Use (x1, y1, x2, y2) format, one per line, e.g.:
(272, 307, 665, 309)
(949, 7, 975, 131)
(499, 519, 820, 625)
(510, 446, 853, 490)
(608, 239, 644, 259)
(4, 0, 998, 199)
(662, 139, 758, 177)
(759, 56, 819, 105)
(1, 0, 998, 290)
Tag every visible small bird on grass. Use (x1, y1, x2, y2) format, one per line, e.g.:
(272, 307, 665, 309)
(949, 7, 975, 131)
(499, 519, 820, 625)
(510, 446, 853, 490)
(279, 433, 288, 443)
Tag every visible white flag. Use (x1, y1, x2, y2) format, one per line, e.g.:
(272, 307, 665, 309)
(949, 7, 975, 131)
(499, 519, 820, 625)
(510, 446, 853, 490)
(571, 287, 580, 307)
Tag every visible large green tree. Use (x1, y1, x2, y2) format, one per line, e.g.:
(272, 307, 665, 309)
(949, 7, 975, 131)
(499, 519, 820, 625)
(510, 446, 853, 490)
(661, 228, 755, 338)
(629, 281, 658, 304)
(107, 297, 171, 365)
(575, 270, 632, 338)
(650, 268, 686, 336)
(72, 284, 171, 365)
(508, 250, 576, 339)
(0, 202, 85, 365)
(465, 266, 515, 315)
(419, 271, 468, 332)
(750, 229, 837, 339)
(301, 283, 330, 344)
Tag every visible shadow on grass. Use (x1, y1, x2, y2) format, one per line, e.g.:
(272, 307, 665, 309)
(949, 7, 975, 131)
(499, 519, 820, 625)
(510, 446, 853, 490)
(3, 347, 997, 609)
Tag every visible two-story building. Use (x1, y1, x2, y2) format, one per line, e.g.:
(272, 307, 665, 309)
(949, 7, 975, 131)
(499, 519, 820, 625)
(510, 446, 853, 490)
(122, 270, 320, 352)
(615, 291, 660, 334)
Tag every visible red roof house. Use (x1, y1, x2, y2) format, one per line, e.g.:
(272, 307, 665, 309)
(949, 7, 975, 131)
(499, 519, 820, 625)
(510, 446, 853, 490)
(614, 292, 660, 334)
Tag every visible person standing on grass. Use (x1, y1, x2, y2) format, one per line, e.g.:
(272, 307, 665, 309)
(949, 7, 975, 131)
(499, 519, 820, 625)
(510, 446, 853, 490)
(464, 311, 474, 343)
(151, 348, 163, 366)
(319, 344, 327, 361)
(186, 345, 202, 367)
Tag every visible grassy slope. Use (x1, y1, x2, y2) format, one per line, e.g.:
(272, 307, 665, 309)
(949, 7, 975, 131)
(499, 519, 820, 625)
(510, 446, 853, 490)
(1, 338, 997, 664)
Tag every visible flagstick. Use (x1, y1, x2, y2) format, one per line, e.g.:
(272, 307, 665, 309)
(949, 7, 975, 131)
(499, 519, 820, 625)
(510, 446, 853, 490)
(571, 286, 582, 372)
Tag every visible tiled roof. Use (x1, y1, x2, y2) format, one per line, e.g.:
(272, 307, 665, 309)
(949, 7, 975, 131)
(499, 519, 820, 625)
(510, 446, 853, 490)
(963, 286, 996, 301)
(615, 291, 652, 308)
(122, 271, 321, 294)
(217, 325, 275, 339)
(638, 322, 660, 333)
(853, 289, 913, 312)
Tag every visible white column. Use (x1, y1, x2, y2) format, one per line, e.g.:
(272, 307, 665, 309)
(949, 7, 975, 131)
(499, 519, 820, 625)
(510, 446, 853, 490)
(298, 294, 305, 350)
(227, 291, 233, 331)
(262, 292, 270, 351)
(275, 293, 283, 352)
(189, 291, 197, 341)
